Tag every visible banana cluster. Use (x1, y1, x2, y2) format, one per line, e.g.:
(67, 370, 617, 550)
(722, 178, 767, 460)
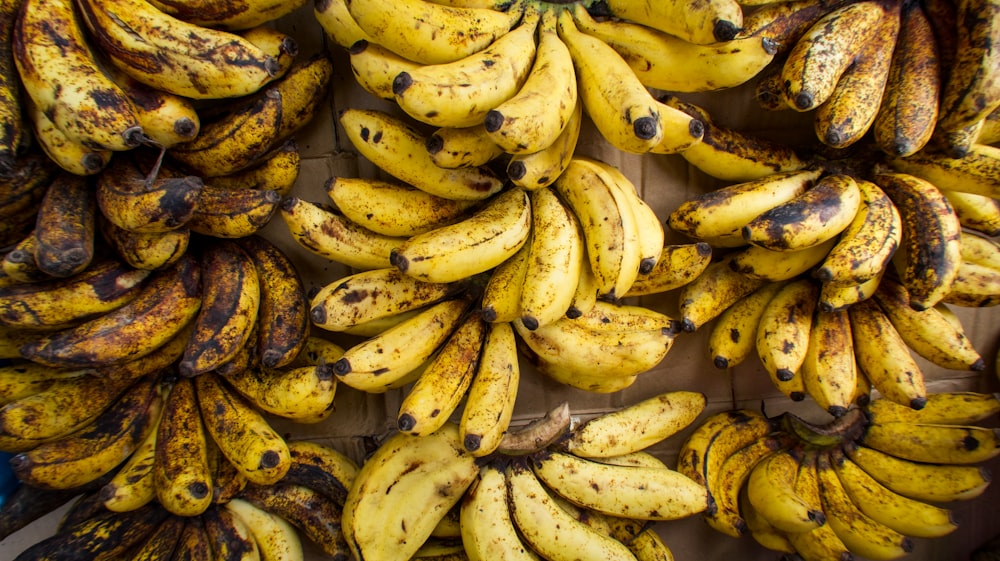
(340, 390, 709, 561)
(679, 392, 1000, 560)
(315, 0, 784, 188)
(746, 0, 1000, 159)
(0, 0, 322, 178)
(2, 437, 360, 561)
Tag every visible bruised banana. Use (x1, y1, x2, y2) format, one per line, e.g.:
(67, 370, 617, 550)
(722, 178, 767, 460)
(239, 482, 350, 559)
(32, 172, 97, 279)
(153, 378, 214, 517)
(148, 0, 308, 31)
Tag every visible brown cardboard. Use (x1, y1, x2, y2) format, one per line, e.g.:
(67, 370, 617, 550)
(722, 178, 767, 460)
(3, 3, 1000, 560)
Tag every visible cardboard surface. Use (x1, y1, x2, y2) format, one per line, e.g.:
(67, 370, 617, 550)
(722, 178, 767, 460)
(3, 4, 1000, 560)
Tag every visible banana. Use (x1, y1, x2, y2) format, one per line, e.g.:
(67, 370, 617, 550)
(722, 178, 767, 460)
(126, 514, 187, 561)
(426, 124, 505, 169)
(742, 173, 862, 251)
(235, 235, 309, 369)
(800, 307, 857, 417)
(339, 108, 504, 201)
(745, 447, 826, 533)
(479, 239, 531, 323)
(667, 160, 821, 240)
(941, 259, 1000, 307)
(461, 464, 540, 561)
(8, 372, 164, 490)
(95, 158, 204, 235)
(392, 7, 539, 128)
(104, 65, 200, 149)
(556, 9, 663, 154)
(728, 238, 838, 282)
(281, 439, 358, 506)
(20, 96, 111, 176)
(783, 451, 851, 561)
(676, 254, 767, 332)
(861, 420, 1000, 465)
(874, 171, 963, 310)
(513, 313, 674, 393)
(33, 172, 97, 279)
(0, 362, 92, 407)
(98, 390, 164, 513)
(518, 185, 585, 330)
(562, 390, 706, 459)
(780, 0, 887, 111)
(623, 242, 713, 297)
(13, 0, 143, 151)
(346, 0, 522, 65)
(391, 187, 532, 283)
(341, 423, 479, 561)
(753, 63, 790, 112)
(830, 448, 959, 538)
(706, 435, 792, 537)
(11, 502, 170, 561)
(571, 5, 777, 93)
(533, 450, 709, 521)
(504, 460, 638, 561)
(936, 0, 1000, 132)
(0, 150, 52, 222)
(208, 139, 300, 197)
(819, 268, 886, 316)
(646, 97, 708, 155)
(707, 280, 786, 369)
(0, 258, 151, 330)
(268, 53, 335, 144)
(566, 249, 600, 319)
(168, 89, 283, 177)
(19, 253, 202, 368)
(848, 298, 927, 410)
(0, 233, 47, 285)
(663, 96, 808, 182)
(99, 218, 190, 272)
(483, 8, 576, 155)
(188, 185, 282, 239)
(75, 0, 281, 100)
(506, 94, 583, 190)
(844, 441, 991, 503)
(495, 400, 571, 456)
(813, 0, 900, 149)
(201, 504, 261, 561)
(459, 321, 520, 456)
(949, 193, 1000, 236)
(599, 162, 663, 275)
(598, 0, 744, 44)
(237, 24, 299, 79)
(553, 156, 642, 300)
(225, 498, 304, 561)
(742, 490, 796, 554)
(738, 0, 854, 57)
(396, 311, 486, 436)
(347, 40, 425, 101)
(873, 276, 986, 371)
(676, 408, 776, 497)
(172, 516, 214, 561)
(238, 482, 351, 559)
(314, 0, 372, 48)
(153, 378, 214, 517)
(867, 391, 1000, 424)
(887, 143, 1000, 199)
(148, 0, 307, 30)
(332, 298, 470, 393)
(0, 0, 25, 175)
(814, 179, 902, 287)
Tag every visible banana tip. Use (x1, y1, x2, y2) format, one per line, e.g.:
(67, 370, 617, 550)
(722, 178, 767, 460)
(397, 413, 416, 432)
(391, 72, 413, 96)
(463, 433, 482, 452)
(713, 20, 739, 42)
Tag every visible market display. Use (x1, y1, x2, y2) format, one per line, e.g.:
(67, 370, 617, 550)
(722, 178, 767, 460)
(0, 0, 999, 559)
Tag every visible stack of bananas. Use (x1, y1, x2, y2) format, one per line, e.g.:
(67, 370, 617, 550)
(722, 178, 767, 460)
(340, 390, 710, 561)
(314, 0, 788, 189)
(679, 391, 1000, 560)
(2, 438, 360, 561)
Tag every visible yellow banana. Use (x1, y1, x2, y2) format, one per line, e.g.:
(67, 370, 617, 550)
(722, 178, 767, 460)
(153, 378, 214, 517)
(844, 442, 991, 503)
(676, 254, 767, 332)
(33, 172, 97, 279)
(208, 138, 300, 197)
(104, 65, 200, 149)
(945, 189, 1000, 236)
(21, 96, 111, 176)
(98, 392, 164, 513)
(95, 158, 203, 235)
(738, 0, 854, 57)
(862, 420, 1000, 465)
(314, 0, 372, 48)
(745, 447, 826, 533)
(707, 280, 786, 369)
(225, 498, 304, 561)
(224, 362, 338, 423)
(0, 0, 25, 175)
(426, 124, 505, 169)
(706, 435, 792, 538)
(458, 321, 520, 456)
(866, 391, 1000, 425)
(728, 237, 837, 281)
(479, 239, 531, 323)
(280, 439, 358, 506)
(756, 276, 825, 399)
(347, 40, 424, 101)
(676, 408, 776, 500)
(148, 0, 307, 30)
(599, 161, 664, 275)
(98, 219, 191, 272)
(460, 465, 541, 561)
(936, 0, 1000, 132)
(887, 142, 1000, 199)
(201, 504, 260, 561)
(800, 307, 857, 417)
(783, 451, 853, 561)
(848, 298, 927, 410)
(941, 259, 1000, 307)
(599, 0, 744, 44)
(623, 242, 713, 297)
(506, 95, 583, 190)
(238, 482, 351, 559)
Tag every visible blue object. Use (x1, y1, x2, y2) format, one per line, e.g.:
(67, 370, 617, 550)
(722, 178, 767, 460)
(0, 451, 16, 509)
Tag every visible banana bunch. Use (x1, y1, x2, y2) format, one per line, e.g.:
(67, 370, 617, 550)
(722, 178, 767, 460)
(746, 0, 1000, 158)
(340, 391, 708, 561)
(4, 437, 360, 561)
(316, 0, 783, 178)
(680, 392, 1000, 560)
(2, 0, 316, 177)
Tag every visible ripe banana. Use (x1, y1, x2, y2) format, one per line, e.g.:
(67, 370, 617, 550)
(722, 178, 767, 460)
(784, 451, 852, 561)
(238, 482, 351, 559)
(104, 65, 200, 149)
(460, 464, 540, 561)
(745, 447, 826, 532)
(458, 321, 520, 456)
(95, 160, 203, 235)
(707, 280, 786, 369)
(844, 442, 991, 503)
(676, 408, 776, 497)
(148, 0, 307, 30)
(426, 124, 505, 169)
(936, 0, 1000, 132)
(0, 0, 25, 175)
(479, 240, 531, 323)
(209, 138, 300, 197)
(599, 0, 744, 44)
(946, 189, 1000, 236)
(339, 108, 504, 201)
(728, 237, 837, 282)
(201, 504, 260, 561)
(98, 218, 191, 272)
(887, 142, 1000, 200)
(392, 7, 539, 128)
(153, 378, 214, 517)
(706, 434, 792, 537)
(21, 96, 111, 176)
(281, 439, 358, 506)
(862, 420, 1000, 465)
(347, 40, 425, 101)
(506, 95, 583, 190)
(314, 0, 372, 48)
(225, 498, 304, 561)
(33, 172, 97, 279)
(391, 187, 532, 283)
(848, 297, 927, 410)
(676, 255, 766, 332)
(623, 242, 713, 297)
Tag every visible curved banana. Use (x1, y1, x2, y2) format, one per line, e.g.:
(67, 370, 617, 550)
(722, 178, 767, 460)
(784, 451, 852, 561)
(866, 390, 1000, 425)
(556, 9, 663, 154)
(707, 280, 786, 369)
(676, 255, 767, 332)
(706, 435, 790, 538)
(599, 0, 743, 44)
(125, 514, 187, 561)
(279, 196, 405, 271)
(847, 298, 926, 409)
(874, 171, 963, 310)
(346, 0, 522, 65)
(104, 65, 200, 149)
(861, 420, 1000, 465)
(459, 321, 520, 456)
(18, 253, 201, 368)
(225, 362, 338, 423)
(98, 396, 162, 512)
(33, 172, 97, 279)
(209, 138, 300, 197)
(238, 482, 350, 559)
(194, 372, 291, 486)
(600, 162, 663, 275)
(676, 408, 776, 496)
(314, 0, 372, 48)
(281, 439, 358, 506)
(95, 159, 204, 235)
(0, 0, 25, 175)
(225, 498, 304, 561)
(484, 8, 576, 155)
(887, 143, 1000, 200)
(814, 178, 901, 287)
(347, 40, 424, 101)
(148, 0, 307, 30)
(728, 237, 837, 282)
(844, 442, 991, 503)
(506, 94, 583, 190)
(75, 0, 281, 99)
(562, 390, 706, 459)
(800, 307, 857, 417)
(479, 239, 531, 323)
(738, 0, 853, 57)
(623, 242, 713, 297)
(936, 0, 1000, 132)
(393, 7, 539, 128)
(460, 465, 540, 561)
(201, 504, 260, 561)
(179, 241, 260, 377)
(21, 96, 110, 176)
(427, 124, 505, 169)
(98, 218, 190, 272)
(153, 378, 214, 517)
(742, 173, 862, 251)
(339, 108, 504, 201)
(505, 460, 638, 561)
(391, 187, 532, 283)
(745, 447, 826, 533)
